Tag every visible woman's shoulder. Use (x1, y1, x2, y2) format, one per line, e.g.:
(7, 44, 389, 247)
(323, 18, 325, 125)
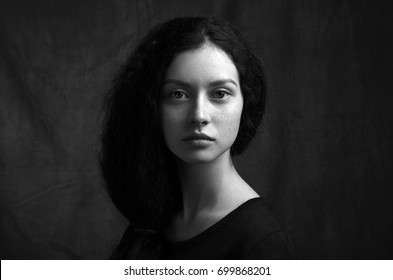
(225, 197, 282, 233)
(161, 197, 296, 259)
(222, 197, 296, 259)
(110, 226, 163, 259)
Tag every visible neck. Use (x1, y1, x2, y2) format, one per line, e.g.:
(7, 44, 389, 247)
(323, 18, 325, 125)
(175, 151, 240, 220)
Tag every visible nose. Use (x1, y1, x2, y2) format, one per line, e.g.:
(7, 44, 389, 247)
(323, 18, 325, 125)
(189, 95, 210, 126)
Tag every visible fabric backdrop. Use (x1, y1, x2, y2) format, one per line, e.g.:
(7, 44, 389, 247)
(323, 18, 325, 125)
(1, 0, 392, 259)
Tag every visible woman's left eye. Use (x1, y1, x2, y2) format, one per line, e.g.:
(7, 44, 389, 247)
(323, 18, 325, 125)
(211, 90, 230, 99)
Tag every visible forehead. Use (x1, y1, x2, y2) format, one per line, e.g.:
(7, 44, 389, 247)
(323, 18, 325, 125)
(165, 44, 239, 84)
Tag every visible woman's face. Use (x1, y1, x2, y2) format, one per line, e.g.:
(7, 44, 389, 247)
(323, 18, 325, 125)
(160, 43, 243, 164)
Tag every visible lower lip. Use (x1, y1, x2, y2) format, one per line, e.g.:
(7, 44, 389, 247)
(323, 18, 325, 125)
(183, 139, 215, 147)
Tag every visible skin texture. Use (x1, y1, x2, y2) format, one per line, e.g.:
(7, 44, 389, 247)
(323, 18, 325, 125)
(160, 43, 259, 241)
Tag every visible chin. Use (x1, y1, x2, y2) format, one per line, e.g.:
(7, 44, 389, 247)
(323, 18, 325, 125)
(175, 149, 228, 165)
(180, 156, 215, 165)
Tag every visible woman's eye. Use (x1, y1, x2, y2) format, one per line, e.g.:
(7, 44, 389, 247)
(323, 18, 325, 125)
(170, 90, 187, 99)
(211, 90, 230, 99)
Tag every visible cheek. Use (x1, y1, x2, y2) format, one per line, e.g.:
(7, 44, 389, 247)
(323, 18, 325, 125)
(161, 111, 172, 137)
(220, 104, 243, 137)
(160, 106, 183, 138)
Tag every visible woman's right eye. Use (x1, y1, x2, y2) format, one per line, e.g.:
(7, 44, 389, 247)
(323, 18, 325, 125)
(170, 90, 188, 100)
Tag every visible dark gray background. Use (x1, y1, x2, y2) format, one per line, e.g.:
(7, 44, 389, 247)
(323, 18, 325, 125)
(1, 0, 392, 259)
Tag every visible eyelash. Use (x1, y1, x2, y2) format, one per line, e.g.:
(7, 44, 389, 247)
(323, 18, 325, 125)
(170, 90, 187, 99)
(210, 89, 231, 99)
(168, 89, 231, 100)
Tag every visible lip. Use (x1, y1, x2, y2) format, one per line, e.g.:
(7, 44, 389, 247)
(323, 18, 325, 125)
(182, 133, 215, 142)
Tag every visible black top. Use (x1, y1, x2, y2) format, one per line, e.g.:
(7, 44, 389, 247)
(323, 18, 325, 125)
(110, 197, 296, 259)
(161, 197, 296, 259)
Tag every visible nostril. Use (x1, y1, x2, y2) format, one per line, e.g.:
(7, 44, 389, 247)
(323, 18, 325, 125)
(191, 119, 208, 126)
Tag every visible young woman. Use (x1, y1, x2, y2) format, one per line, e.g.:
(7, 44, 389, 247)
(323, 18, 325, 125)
(101, 17, 295, 259)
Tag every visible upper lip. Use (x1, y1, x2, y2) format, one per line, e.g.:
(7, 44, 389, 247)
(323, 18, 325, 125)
(182, 133, 215, 141)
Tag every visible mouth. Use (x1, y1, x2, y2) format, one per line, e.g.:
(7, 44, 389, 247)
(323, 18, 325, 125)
(182, 133, 215, 142)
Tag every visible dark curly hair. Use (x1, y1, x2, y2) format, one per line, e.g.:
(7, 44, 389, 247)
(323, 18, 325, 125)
(100, 16, 266, 258)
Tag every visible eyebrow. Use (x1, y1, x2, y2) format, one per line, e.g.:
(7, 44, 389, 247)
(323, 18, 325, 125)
(163, 78, 238, 88)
